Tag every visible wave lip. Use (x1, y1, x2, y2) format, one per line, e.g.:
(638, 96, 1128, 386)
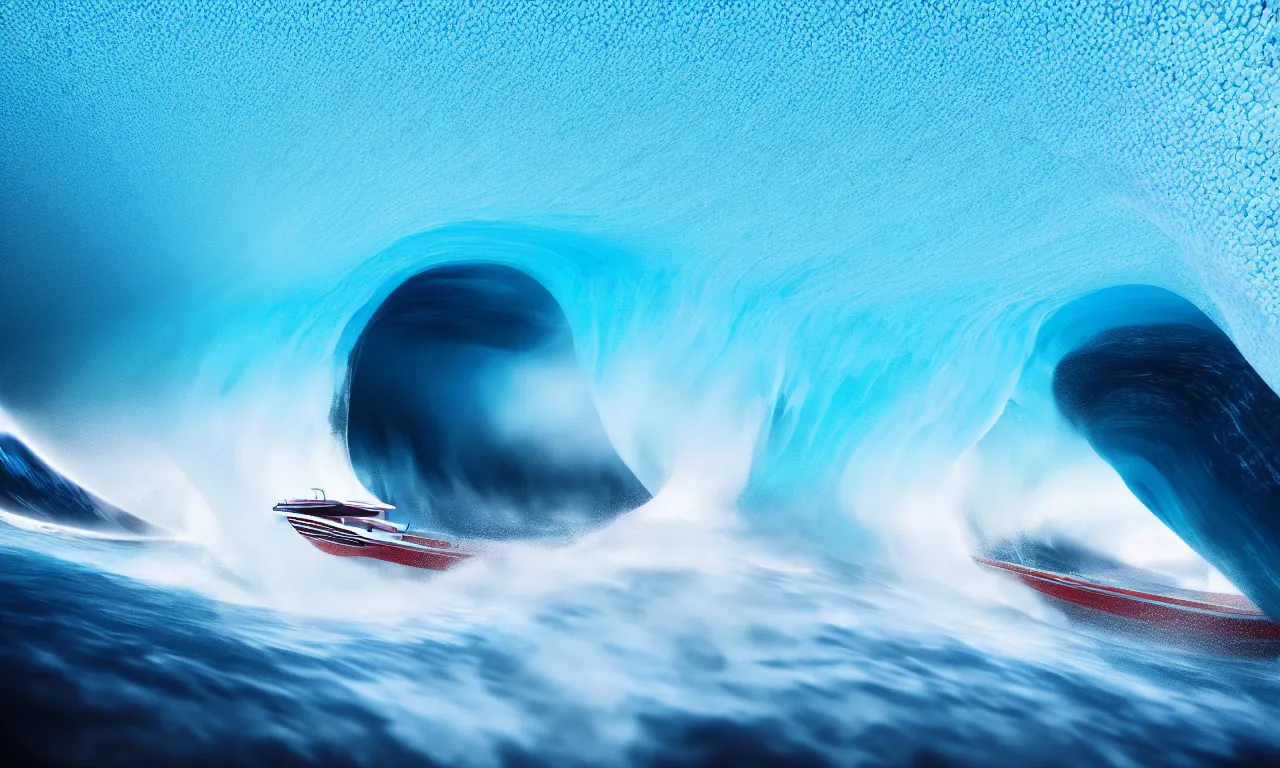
(0, 433, 160, 536)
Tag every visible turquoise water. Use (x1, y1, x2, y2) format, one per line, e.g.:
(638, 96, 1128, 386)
(1, 2, 1279, 764)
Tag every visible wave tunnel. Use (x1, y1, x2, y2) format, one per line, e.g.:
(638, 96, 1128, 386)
(336, 263, 651, 539)
(1048, 288, 1280, 619)
(5, 1, 1280, 764)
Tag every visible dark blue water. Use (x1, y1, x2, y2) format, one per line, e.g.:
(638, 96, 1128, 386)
(4, 522, 1280, 767)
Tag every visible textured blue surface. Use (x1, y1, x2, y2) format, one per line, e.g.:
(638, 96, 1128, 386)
(2, 1, 1280, 765)
(3, 524, 1280, 767)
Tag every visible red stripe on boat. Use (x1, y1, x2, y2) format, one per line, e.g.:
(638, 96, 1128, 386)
(283, 513, 472, 572)
(974, 556, 1280, 641)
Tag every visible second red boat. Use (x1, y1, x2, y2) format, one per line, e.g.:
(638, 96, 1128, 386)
(975, 555, 1280, 642)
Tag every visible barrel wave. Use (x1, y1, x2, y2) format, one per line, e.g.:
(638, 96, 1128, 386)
(1055, 314, 1280, 619)
(3, 1, 1280, 765)
(339, 263, 650, 538)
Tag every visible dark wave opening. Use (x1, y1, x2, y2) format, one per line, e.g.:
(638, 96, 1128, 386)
(338, 263, 650, 539)
(1052, 289, 1280, 618)
(0, 433, 159, 535)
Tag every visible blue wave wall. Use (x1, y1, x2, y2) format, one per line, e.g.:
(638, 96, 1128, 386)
(2, 5, 1280, 762)
(0, 2, 1276, 582)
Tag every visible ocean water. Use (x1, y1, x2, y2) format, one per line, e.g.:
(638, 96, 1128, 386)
(2, 1, 1280, 765)
(6, 519, 1280, 768)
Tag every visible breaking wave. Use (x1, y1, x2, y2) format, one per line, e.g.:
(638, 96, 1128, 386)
(1053, 289, 1280, 618)
(1, 1, 1280, 764)
(338, 262, 650, 538)
(0, 433, 159, 536)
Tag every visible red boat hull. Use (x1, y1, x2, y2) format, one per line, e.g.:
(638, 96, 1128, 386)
(303, 536, 470, 570)
(975, 556, 1280, 641)
(282, 512, 472, 572)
